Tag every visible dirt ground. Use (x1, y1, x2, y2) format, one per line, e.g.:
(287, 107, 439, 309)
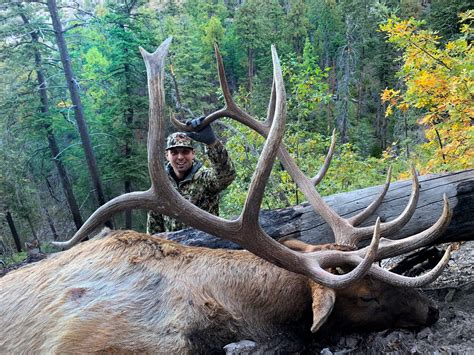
(309, 241, 474, 354)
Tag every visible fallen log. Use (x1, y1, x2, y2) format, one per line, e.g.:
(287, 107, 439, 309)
(164, 169, 474, 249)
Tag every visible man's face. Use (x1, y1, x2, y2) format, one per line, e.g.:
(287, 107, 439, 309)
(166, 147, 195, 179)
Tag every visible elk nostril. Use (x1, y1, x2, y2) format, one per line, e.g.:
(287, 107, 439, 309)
(427, 305, 439, 324)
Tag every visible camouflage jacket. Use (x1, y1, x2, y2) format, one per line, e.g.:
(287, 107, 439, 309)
(146, 140, 235, 234)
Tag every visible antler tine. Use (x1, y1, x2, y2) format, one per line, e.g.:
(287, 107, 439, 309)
(172, 44, 272, 135)
(369, 194, 452, 260)
(52, 191, 156, 248)
(310, 129, 336, 186)
(241, 46, 285, 224)
(307, 127, 394, 230)
(264, 80, 277, 127)
(347, 166, 392, 227)
(139, 39, 173, 193)
(365, 245, 452, 287)
(347, 166, 420, 246)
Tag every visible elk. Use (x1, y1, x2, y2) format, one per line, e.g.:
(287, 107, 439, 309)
(0, 38, 452, 354)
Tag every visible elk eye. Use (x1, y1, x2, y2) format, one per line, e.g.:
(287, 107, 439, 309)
(360, 296, 377, 302)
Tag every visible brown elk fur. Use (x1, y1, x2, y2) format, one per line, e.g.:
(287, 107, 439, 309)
(0, 230, 438, 353)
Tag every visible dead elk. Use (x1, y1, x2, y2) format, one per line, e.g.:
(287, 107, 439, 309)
(0, 231, 440, 354)
(0, 38, 453, 353)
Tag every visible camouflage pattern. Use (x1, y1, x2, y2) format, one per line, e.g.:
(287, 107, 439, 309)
(166, 132, 194, 150)
(147, 140, 235, 234)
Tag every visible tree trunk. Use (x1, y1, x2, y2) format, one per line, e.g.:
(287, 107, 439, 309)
(337, 61, 349, 143)
(336, 45, 351, 143)
(380, 103, 388, 150)
(376, 97, 387, 150)
(43, 206, 59, 240)
(356, 71, 363, 124)
(164, 170, 474, 249)
(247, 47, 254, 92)
(20, 12, 83, 231)
(403, 112, 410, 159)
(47, 0, 109, 217)
(24, 215, 38, 241)
(326, 57, 336, 133)
(335, 18, 355, 144)
(123, 58, 133, 229)
(5, 211, 22, 252)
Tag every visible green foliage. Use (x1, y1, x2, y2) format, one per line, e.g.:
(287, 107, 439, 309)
(39, 241, 62, 254)
(282, 39, 331, 131)
(285, 0, 310, 55)
(1, 251, 28, 268)
(427, 0, 472, 41)
(203, 16, 224, 47)
(234, 0, 268, 51)
(1, 0, 471, 241)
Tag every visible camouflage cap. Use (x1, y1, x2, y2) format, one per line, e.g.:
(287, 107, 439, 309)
(166, 132, 194, 150)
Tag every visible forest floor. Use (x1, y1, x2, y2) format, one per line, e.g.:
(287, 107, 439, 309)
(309, 241, 474, 354)
(1, 242, 472, 354)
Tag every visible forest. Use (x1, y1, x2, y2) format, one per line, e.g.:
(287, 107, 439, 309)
(0, 0, 472, 255)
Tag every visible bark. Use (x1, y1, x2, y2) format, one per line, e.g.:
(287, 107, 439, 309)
(165, 170, 474, 249)
(20, 12, 83, 230)
(5, 211, 22, 252)
(47, 0, 109, 214)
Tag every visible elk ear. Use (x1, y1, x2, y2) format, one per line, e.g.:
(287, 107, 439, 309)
(308, 280, 336, 333)
(278, 237, 320, 252)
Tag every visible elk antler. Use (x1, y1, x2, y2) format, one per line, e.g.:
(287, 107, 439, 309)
(53, 38, 451, 289)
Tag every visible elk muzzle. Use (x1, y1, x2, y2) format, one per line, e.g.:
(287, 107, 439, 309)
(318, 276, 439, 334)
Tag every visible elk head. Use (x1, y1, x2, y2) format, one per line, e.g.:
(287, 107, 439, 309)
(52, 37, 452, 290)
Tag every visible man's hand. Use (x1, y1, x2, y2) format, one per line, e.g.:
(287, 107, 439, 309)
(186, 116, 217, 145)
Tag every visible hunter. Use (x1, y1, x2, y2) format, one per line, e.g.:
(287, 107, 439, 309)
(146, 117, 236, 234)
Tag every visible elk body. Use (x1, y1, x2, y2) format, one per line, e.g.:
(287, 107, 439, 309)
(0, 38, 453, 353)
(0, 230, 439, 354)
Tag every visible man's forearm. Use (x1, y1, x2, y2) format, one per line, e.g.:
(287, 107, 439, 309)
(206, 140, 219, 149)
(206, 140, 236, 187)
